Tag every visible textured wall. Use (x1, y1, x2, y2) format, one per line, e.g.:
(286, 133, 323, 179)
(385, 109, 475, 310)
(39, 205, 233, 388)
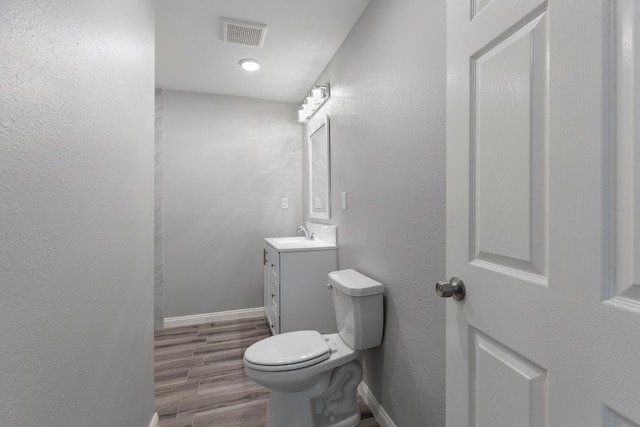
(304, 0, 447, 425)
(155, 90, 165, 328)
(160, 91, 302, 318)
(0, 0, 155, 426)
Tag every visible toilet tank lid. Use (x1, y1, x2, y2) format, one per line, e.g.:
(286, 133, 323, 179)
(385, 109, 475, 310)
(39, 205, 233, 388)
(328, 269, 384, 297)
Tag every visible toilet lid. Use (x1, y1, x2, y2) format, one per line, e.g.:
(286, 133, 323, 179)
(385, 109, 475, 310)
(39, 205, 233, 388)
(244, 330, 331, 372)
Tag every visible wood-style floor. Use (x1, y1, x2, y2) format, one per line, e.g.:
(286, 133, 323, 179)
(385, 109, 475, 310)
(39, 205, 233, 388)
(154, 315, 380, 427)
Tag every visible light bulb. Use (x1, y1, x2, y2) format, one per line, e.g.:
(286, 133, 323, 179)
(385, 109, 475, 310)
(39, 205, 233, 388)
(312, 87, 325, 102)
(302, 101, 313, 113)
(239, 59, 260, 71)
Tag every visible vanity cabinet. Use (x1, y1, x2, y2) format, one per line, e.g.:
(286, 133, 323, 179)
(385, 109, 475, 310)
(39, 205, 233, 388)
(263, 240, 338, 335)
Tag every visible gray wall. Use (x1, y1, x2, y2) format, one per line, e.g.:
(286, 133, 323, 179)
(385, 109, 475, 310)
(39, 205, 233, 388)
(305, 0, 447, 425)
(160, 90, 302, 318)
(0, 0, 156, 425)
(155, 90, 165, 328)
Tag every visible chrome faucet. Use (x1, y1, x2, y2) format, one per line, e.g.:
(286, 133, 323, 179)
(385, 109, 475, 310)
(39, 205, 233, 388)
(297, 225, 314, 240)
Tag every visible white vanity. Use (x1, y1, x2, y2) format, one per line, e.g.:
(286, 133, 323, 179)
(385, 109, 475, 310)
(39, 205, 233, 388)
(263, 225, 338, 335)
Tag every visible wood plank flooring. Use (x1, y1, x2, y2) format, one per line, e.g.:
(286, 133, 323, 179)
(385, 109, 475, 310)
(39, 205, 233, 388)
(154, 316, 380, 427)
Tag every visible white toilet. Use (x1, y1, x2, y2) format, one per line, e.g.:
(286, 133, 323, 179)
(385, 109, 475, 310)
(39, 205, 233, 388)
(244, 269, 384, 427)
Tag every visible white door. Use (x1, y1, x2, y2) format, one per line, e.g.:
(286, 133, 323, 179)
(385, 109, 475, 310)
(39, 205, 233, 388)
(446, 0, 640, 426)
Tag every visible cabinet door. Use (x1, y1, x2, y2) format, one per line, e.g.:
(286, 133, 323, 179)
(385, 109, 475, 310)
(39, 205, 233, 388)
(279, 250, 337, 334)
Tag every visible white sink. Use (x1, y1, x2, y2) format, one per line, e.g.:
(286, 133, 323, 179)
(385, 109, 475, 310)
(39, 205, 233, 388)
(265, 236, 336, 252)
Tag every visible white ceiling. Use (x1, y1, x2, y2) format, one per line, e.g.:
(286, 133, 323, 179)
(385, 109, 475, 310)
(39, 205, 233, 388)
(155, 0, 370, 103)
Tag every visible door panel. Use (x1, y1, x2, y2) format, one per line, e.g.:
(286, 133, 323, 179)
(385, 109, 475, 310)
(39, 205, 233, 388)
(473, 331, 547, 427)
(604, 409, 640, 427)
(446, 0, 640, 425)
(610, 0, 640, 304)
(471, 10, 548, 279)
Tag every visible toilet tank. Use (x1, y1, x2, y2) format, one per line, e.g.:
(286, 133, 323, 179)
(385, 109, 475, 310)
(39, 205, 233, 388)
(328, 269, 384, 350)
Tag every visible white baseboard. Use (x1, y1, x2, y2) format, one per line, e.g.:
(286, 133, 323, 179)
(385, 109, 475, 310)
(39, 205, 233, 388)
(358, 381, 397, 427)
(163, 307, 265, 328)
(148, 412, 159, 427)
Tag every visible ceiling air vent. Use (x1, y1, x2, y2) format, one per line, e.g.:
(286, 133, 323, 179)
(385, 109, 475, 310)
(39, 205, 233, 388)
(221, 18, 268, 48)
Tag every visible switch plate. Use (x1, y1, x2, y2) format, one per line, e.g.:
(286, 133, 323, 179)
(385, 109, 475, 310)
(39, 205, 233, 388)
(341, 192, 347, 210)
(281, 198, 288, 209)
(315, 198, 322, 209)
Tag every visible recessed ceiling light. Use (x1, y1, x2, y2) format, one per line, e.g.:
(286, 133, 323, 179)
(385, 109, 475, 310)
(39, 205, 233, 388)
(239, 59, 260, 71)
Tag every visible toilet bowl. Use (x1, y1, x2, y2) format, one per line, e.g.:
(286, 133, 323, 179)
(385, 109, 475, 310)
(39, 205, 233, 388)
(244, 269, 384, 427)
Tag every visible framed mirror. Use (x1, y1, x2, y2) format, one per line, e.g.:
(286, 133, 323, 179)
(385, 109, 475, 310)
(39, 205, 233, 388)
(308, 115, 330, 219)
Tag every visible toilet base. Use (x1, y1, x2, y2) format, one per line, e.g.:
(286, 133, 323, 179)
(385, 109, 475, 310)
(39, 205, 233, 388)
(265, 392, 361, 427)
(264, 361, 363, 427)
(313, 409, 361, 427)
(266, 389, 315, 427)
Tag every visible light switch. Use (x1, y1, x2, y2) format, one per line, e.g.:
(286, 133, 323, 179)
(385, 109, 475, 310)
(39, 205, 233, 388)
(341, 192, 347, 210)
(315, 198, 322, 209)
(281, 198, 289, 209)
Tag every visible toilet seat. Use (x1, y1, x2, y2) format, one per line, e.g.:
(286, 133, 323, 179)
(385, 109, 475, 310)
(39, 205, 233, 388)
(244, 330, 331, 372)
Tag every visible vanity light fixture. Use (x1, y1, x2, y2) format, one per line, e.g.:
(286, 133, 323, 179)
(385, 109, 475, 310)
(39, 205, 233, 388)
(297, 84, 330, 123)
(239, 58, 260, 71)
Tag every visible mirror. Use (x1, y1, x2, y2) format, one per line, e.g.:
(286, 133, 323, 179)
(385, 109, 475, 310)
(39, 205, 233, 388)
(308, 115, 331, 219)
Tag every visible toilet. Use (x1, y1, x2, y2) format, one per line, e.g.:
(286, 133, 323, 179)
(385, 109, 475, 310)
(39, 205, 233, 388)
(244, 269, 384, 427)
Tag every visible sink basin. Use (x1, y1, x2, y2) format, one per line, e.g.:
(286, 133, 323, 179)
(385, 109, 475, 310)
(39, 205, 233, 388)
(270, 236, 308, 244)
(265, 236, 336, 252)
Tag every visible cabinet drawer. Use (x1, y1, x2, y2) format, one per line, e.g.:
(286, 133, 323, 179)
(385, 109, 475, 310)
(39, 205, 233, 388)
(268, 247, 280, 284)
(265, 302, 279, 335)
(269, 276, 279, 314)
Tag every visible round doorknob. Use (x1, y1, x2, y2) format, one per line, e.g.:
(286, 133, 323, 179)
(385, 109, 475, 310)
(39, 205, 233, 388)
(435, 277, 465, 301)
